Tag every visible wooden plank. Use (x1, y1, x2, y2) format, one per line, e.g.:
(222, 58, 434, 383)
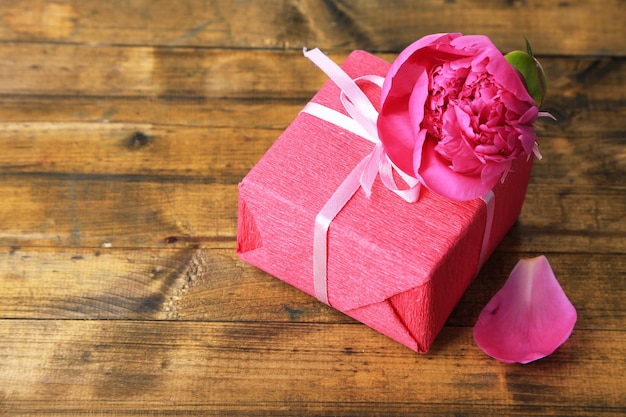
(0, 0, 623, 56)
(0, 95, 303, 129)
(0, 44, 327, 98)
(1, 120, 625, 187)
(0, 320, 623, 415)
(1, 45, 624, 100)
(0, 53, 623, 112)
(0, 172, 624, 252)
(0, 247, 341, 322)
(0, 177, 237, 249)
(0, 123, 278, 179)
(0, 90, 624, 136)
(0, 247, 623, 331)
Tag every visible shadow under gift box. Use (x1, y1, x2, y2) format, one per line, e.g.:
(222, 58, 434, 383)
(237, 50, 533, 353)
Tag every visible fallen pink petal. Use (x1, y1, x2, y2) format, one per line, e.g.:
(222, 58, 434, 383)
(473, 256, 577, 364)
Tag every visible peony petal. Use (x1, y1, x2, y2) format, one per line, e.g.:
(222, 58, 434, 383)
(378, 65, 432, 176)
(381, 33, 461, 103)
(379, 33, 465, 177)
(416, 135, 495, 201)
(473, 256, 577, 364)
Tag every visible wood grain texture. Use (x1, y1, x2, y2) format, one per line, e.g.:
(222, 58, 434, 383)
(0, 174, 623, 253)
(0, 0, 624, 415)
(0, 0, 623, 56)
(0, 321, 624, 415)
(0, 248, 622, 332)
(1, 44, 625, 101)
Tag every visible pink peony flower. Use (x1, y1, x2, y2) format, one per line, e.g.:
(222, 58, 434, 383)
(378, 33, 539, 201)
(473, 256, 577, 364)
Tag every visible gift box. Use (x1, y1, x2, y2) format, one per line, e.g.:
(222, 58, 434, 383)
(237, 50, 533, 353)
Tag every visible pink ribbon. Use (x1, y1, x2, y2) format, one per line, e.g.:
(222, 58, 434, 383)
(302, 48, 495, 306)
(478, 190, 495, 269)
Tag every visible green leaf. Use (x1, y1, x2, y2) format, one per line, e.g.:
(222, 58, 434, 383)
(505, 50, 548, 107)
(525, 38, 533, 56)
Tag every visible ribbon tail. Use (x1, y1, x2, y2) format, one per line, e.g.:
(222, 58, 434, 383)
(378, 155, 421, 203)
(478, 190, 496, 269)
(538, 111, 557, 120)
(359, 145, 384, 198)
(314, 157, 370, 305)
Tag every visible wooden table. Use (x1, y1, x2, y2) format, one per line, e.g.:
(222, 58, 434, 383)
(0, 1, 624, 415)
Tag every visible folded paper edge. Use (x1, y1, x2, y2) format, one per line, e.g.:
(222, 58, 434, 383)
(236, 182, 263, 255)
(345, 297, 422, 352)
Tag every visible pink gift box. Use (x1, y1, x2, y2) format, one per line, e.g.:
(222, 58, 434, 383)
(237, 50, 533, 353)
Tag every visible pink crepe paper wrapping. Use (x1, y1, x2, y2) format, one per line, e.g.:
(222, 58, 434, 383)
(237, 50, 534, 353)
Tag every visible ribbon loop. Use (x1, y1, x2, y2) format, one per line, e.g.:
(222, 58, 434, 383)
(302, 48, 420, 202)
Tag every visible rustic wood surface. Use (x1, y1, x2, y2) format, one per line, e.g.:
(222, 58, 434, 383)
(0, 1, 624, 415)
